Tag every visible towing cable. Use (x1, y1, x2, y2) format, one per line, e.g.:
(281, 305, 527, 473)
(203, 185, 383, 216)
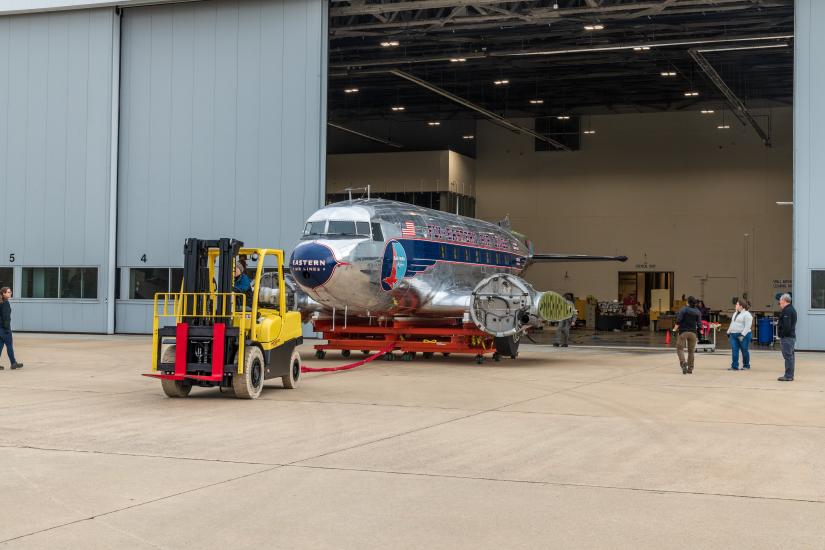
(301, 342, 397, 373)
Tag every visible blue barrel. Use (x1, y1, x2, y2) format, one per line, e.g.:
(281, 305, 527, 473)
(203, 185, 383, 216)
(758, 317, 773, 344)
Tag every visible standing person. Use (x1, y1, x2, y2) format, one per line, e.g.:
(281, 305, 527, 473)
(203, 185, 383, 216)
(777, 293, 797, 382)
(0, 287, 23, 370)
(675, 296, 702, 375)
(554, 293, 577, 348)
(726, 298, 753, 371)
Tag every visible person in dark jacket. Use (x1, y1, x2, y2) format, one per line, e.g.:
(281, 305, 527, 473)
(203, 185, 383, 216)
(675, 296, 702, 375)
(233, 259, 254, 309)
(777, 293, 797, 381)
(0, 287, 23, 370)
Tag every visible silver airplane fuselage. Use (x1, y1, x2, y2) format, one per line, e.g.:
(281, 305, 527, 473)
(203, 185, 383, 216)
(289, 199, 531, 318)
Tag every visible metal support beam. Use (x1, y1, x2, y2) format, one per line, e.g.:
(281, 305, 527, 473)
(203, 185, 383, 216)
(328, 122, 403, 148)
(688, 47, 774, 146)
(329, 33, 792, 69)
(389, 69, 571, 151)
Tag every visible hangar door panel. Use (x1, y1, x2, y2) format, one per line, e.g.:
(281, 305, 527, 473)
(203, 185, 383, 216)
(0, 9, 114, 333)
(117, 0, 326, 333)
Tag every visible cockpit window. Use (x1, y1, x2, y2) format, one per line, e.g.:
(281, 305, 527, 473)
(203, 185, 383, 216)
(302, 220, 372, 239)
(327, 220, 356, 235)
(304, 221, 326, 236)
(371, 222, 383, 242)
(355, 221, 371, 236)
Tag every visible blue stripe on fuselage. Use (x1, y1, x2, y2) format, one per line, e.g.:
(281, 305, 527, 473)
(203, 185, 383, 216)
(394, 238, 526, 275)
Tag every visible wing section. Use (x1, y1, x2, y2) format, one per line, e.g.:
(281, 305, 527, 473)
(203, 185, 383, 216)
(531, 254, 628, 263)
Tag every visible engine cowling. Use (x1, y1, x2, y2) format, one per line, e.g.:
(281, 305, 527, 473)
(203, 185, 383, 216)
(469, 274, 576, 337)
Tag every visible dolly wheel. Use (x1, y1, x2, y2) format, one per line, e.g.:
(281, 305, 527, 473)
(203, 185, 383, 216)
(423, 352, 434, 359)
(362, 350, 370, 356)
(315, 350, 326, 360)
(282, 350, 301, 389)
(233, 346, 265, 399)
(475, 355, 484, 365)
(159, 346, 191, 398)
(341, 350, 351, 358)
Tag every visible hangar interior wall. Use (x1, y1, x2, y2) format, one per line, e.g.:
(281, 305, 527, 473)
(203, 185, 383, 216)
(327, 151, 476, 197)
(474, 108, 793, 313)
(794, 0, 825, 350)
(0, 9, 114, 332)
(115, 0, 326, 333)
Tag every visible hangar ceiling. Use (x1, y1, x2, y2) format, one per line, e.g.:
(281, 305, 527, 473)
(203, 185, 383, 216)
(328, 0, 793, 134)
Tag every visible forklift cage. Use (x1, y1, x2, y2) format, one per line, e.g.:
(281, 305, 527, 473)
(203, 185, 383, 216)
(150, 248, 287, 376)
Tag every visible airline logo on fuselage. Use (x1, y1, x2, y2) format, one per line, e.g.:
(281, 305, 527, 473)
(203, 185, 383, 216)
(381, 241, 408, 291)
(290, 242, 339, 289)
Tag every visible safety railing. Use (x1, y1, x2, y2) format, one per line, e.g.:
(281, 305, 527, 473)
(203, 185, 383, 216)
(151, 292, 248, 373)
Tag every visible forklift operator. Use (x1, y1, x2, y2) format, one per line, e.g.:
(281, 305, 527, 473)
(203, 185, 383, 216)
(233, 259, 254, 307)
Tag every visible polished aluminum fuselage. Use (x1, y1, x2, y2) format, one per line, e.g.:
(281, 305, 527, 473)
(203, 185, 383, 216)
(289, 199, 531, 318)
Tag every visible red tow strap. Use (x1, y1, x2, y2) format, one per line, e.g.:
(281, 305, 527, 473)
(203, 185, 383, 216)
(301, 342, 396, 373)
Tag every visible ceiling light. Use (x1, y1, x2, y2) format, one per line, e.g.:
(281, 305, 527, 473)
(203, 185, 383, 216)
(427, 121, 441, 126)
(684, 91, 700, 97)
(391, 106, 405, 112)
(380, 40, 399, 47)
(660, 71, 677, 77)
(583, 130, 596, 135)
(493, 79, 509, 85)
(700, 110, 715, 114)
(450, 58, 467, 63)
(633, 46, 651, 52)
(556, 115, 570, 120)
(717, 125, 730, 130)
(344, 88, 359, 94)
(776, 201, 793, 206)
(462, 135, 475, 140)
(584, 24, 604, 31)
(529, 99, 544, 105)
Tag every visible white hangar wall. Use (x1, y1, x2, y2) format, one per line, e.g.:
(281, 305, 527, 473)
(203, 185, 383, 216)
(0, 8, 116, 332)
(794, 0, 825, 350)
(116, 0, 327, 333)
(0, 0, 327, 334)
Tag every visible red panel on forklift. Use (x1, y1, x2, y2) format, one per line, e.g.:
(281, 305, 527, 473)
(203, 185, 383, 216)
(175, 323, 189, 377)
(212, 323, 226, 380)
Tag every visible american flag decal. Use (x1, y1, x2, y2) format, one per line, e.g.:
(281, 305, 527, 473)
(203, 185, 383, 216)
(401, 221, 416, 237)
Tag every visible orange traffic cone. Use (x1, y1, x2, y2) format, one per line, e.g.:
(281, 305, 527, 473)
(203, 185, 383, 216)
(665, 330, 671, 346)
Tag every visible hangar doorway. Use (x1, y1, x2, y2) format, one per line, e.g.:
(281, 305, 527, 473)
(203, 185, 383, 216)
(618, 271, 675, 322)
(326, 1, 793, 349)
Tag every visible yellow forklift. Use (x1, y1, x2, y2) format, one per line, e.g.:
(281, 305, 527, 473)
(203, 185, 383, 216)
(144, 238, 303, 399)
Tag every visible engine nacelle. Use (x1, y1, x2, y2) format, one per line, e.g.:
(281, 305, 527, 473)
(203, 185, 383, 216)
(469, 274, 576, 337)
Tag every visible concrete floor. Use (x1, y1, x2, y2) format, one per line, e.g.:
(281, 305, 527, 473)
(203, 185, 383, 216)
(1, 334, 823, 549)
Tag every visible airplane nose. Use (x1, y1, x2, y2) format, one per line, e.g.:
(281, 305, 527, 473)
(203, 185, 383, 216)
(290, 242, 339, 289)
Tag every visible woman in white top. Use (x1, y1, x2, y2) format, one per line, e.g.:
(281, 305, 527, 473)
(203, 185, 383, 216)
(727, 298, 753, 370)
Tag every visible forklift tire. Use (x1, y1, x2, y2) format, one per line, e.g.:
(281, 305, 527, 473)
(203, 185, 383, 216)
(233, 346, 265, 399)
(282, 350, 302, 389)
(159, 346, 192, 398)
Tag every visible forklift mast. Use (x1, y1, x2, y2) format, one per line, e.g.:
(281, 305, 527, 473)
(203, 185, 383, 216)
(181, 237, 243, 325)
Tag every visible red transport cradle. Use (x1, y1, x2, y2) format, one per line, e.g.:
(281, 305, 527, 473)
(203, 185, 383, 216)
(311, 318, 510, 364)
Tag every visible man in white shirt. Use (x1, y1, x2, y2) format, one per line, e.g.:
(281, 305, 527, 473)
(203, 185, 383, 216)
(726, 298, 753, 371)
